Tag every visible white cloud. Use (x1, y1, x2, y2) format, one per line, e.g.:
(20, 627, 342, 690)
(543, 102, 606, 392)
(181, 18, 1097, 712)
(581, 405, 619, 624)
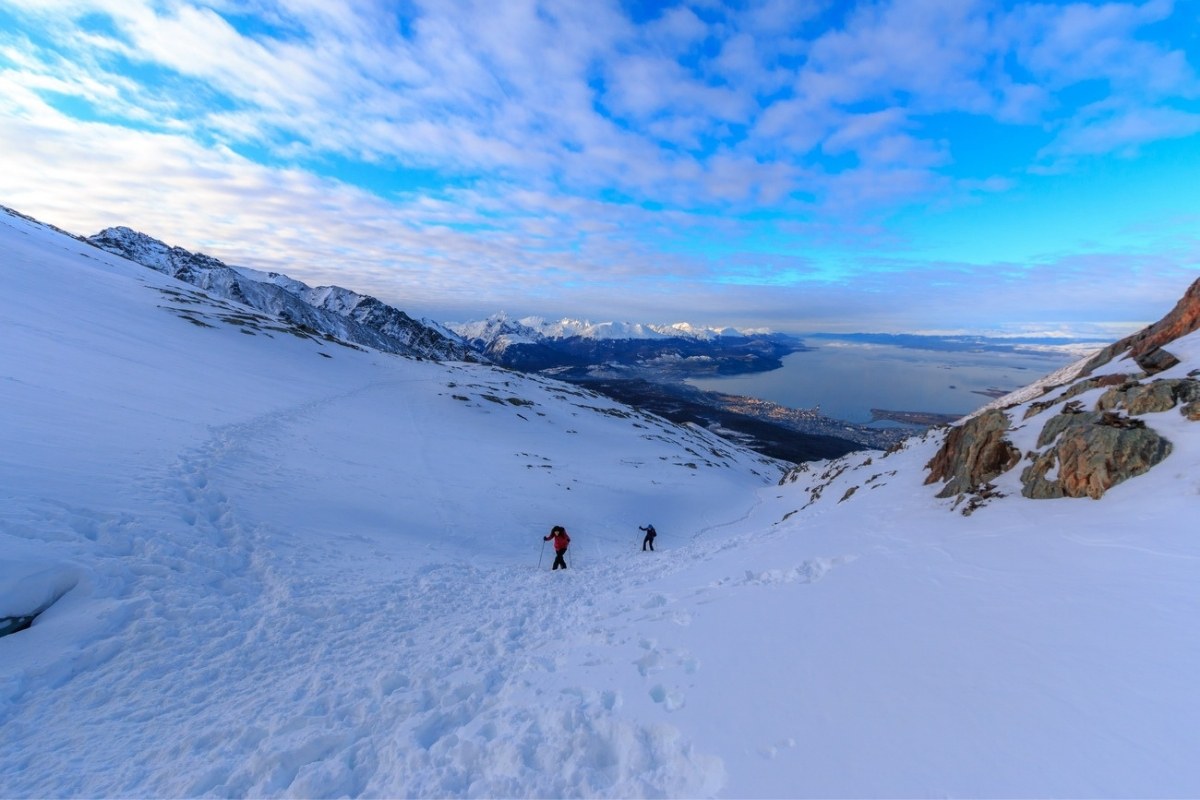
(1, 0, 1197, 333)
(1006, 0, 1200, 164)
(1041, 101, 1200, 160)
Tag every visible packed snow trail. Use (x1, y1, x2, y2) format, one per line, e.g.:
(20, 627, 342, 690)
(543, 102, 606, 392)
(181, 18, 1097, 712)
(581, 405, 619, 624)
(0, 372, 759, 798)
(0, 208, 779, 796)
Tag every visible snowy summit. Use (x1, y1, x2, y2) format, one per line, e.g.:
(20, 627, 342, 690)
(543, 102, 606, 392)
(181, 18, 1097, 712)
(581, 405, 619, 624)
(2, 205, 1200, 798)
(449, 313, 755, 345)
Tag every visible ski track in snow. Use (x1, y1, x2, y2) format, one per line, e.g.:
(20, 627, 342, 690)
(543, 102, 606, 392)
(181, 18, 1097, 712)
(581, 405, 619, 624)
(1, 381, 738, 798)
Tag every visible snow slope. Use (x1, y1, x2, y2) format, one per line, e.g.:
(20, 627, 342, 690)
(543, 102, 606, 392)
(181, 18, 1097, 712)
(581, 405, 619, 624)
(85, 225, 476, 362)
(3, 207, 1200, 798)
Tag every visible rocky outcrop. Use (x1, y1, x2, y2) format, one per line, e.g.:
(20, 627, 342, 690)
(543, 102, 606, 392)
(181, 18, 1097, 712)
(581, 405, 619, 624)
(1079, 277, 1200, 376)
(1024, 373, 1133, 419)
(924, 409, 1020, 498)
(925, 278, 1200, 510)
(936, 375, 1192, 505)
(1020, 410, 1173, 499)
(1095, 378, 1200, 416)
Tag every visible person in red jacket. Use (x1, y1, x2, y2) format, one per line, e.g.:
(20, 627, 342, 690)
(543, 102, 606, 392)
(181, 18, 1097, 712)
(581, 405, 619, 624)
(544, 525, 570, 570)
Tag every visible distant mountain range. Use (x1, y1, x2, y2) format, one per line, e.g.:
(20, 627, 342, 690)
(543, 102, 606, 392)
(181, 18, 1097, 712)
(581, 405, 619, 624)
(82, 224, 806, 378)
(451, 314, 760, 342)
(86, 226, 478, 363)
(447, 312, 804, 375)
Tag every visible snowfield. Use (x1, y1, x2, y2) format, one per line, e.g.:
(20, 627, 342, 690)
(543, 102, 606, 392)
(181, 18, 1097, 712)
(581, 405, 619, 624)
(2, 207, 1199, 798)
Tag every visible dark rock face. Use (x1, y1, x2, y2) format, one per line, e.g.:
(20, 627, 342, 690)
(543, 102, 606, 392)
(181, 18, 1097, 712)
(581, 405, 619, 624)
(1079, 277, 1200, 376)
(1135, 348, 1181, 375)
(1021, 410, 1173, 499)
(923, 409, 1021, 499)
(0, 615, 37, 638)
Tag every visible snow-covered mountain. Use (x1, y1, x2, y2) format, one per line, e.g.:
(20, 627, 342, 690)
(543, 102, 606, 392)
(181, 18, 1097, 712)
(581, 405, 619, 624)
(87, 225, 478, 363)
(453, 313, 755, 343)
(3, 204, 1200, 798)
(450, 312, 799, 374)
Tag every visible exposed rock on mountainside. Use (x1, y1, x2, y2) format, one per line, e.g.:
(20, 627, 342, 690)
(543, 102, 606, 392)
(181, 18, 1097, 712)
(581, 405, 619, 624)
(1020, 409, 1174, 499)
(923, 277, 1200, 508)
(1079, 277, 1200, 375)
(923, 409, 1020, 499)
(1095, 377, 1200, 415)
(87, 227, 478, 362)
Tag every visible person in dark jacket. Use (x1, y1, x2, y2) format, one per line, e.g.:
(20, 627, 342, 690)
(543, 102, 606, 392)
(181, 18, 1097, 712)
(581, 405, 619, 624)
(544, 525, 570, 570)
(639, 524, 657, 551)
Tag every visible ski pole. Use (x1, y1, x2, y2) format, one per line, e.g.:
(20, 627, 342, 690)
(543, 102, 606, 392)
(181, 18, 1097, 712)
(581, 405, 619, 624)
(538, 539, 546, 568)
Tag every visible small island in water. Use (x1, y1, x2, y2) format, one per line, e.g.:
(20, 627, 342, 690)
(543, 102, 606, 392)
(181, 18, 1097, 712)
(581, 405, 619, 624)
(869, 408, 964, 426)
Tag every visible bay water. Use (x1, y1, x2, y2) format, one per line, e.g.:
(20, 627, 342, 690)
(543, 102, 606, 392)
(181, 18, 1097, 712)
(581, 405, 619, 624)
(688, 340, 1084, 425)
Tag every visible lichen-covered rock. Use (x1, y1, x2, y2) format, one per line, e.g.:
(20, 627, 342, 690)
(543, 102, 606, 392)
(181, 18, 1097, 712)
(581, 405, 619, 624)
(1096, 378, 1200, 416)
(1024, 373, 1135, 419)
(924, 409, 1021, 498)
(1021, 411, 1173, 499)
(1065, 373, 1137, 400)
(1183, 401, 1200, 422)
(1174, 379, 1200, 405)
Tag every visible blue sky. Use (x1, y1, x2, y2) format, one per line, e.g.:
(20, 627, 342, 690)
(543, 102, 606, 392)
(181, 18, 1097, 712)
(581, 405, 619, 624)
(0, 0, 1197, 335)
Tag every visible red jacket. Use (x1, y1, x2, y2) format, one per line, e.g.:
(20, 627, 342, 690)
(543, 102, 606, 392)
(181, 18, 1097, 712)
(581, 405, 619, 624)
(545, 530, 570, 552)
